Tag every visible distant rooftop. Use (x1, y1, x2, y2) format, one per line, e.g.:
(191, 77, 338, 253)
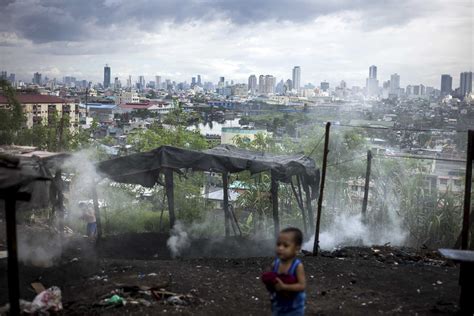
(0, 94, 70, 104)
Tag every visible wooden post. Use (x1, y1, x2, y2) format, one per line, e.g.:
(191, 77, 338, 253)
(290, 179, 307, 234)
(461, 130, 473, 250)
(91, 183, 102, 241)
(361, 150, 372, 220)
(271, 171, 280, 239)
(303, 176, 314, 233)
(222, 172, 230, 237)
(55, 169, 64, 238)
(5, 194, 20, 316)
(164, 169, 176, 229)
(313, 122, 331, 255)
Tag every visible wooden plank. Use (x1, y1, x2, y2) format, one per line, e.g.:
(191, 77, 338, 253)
(271, 171, 280, 239)
(5, 195, 20, 316)
(222, 172, 230, 237)
(361, 150, 372, 219)
(461, 130, 473, 250)
(164, 169, 175, 229)
(314, 122, 331, 255)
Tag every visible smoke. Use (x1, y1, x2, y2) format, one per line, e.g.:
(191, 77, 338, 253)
(167, 221, 190, 258)
(303, 213, 407, 251)
(17, 227, 62, 268)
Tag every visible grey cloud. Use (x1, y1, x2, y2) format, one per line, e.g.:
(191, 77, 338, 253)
(0, 0, 432, 43)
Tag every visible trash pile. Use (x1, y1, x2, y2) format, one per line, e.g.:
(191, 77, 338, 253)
(322, 245, 450, 266)
(97, 286, 203, 310)
(0, 284, 63, 315)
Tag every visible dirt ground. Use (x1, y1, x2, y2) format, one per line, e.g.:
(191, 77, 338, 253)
(0, 232, 462, 315)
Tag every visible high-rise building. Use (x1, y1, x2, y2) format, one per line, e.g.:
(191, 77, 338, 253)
(264, 75, 276, 94)
(292, 66, 301, 92)
(440, 74, 452, 96)
(390, 73, 400, 95)
(8, 73, 15, 84)
(103, 64, 111, 88)
(369, 65, 377, 79)
(33, 72, 42, 85)
(366, 65, 379, 97)
(460, 71, 473, 97)
(0, 71, 6, 80)
(114, 77, 120, 90)
(218, 77, 225, 88)
(155, 76, 161, 89)
(197, 75, 202, 86)
(320, 81, 329, 92)
(285, 79, 293, 91)
(138, 76, 145, 91)
(191, 77, 196, 88)
(258, 75, 265, 94)
(248, 75, 257, 95)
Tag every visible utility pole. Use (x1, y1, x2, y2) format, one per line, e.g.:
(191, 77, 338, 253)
(313, 122, 331, 255)
(361, 150, 372, 220)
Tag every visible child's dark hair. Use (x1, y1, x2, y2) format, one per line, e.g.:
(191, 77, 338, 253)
(281, 227, 303, 246)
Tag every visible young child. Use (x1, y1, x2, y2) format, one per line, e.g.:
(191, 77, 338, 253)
(262, 227, 306, 316)
(79, 202, 97, 240)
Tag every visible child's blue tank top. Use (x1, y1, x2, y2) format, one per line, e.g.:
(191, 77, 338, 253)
(271, 258, 306, 313)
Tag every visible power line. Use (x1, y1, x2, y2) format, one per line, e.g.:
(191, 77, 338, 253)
(308, 132, 325, 156)
(373, 153, 466, 163)
(334, 123, 468, 133)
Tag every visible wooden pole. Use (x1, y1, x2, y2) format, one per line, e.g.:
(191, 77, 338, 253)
(303, 176, 314, 233)
(5, 194, 20, 316)
(222, 172, 230, 237)
(91, 183, 102, 241)
(164, 169, 176, 229)
(271, 171, 280, 239)
(313, 122, 331, 255)
(290, 179, 307, 234)
(461, 130, 473, 250)
(361, 150, 372, 220)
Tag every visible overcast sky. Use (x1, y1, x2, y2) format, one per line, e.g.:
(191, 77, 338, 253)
(0, 0, 472, 88)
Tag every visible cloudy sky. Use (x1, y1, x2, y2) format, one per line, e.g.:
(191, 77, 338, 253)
(0, 0, 472, 87)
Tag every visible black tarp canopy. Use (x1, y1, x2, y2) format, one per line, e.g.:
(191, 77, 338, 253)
(96, 144, 320, 198)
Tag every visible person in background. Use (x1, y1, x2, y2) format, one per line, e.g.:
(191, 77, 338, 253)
(261, 227, 306, 315)
(79, 202, 97, 240)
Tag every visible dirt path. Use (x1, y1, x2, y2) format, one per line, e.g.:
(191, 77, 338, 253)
(0, 235, 460, 315)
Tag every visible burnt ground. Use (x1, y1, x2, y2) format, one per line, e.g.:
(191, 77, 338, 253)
(0, 232, 462, 315)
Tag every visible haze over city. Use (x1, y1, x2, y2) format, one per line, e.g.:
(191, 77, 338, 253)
(0, 0, 472, 87)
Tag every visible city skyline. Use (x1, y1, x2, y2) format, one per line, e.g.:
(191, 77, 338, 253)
(0, 0, 472, 87)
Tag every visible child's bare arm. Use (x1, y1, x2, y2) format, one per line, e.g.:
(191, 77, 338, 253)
(275, 264, 306, 292)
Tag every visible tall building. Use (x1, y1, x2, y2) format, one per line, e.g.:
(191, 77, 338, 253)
(138, 76, 145, 91)
(440, 74, 452, 96)
(191, 77, 196, 88)
(292, 66, 301, 92)
(0, 71, 6, 80)
(460, 71, 473, 97)
(33, 72, 42, 85)
(155, 76, 161, 89)
(103, 64, 111, 88)
(264, 75, 276, 94)
(197, 75, 202, 86)
(248, 75, 257, 95)
(8, 73, 15, 84)
(218, 77, 225, 88)
(258, 75, 265, 94)
(390, 73, 400, 95)
(320, 81, 329, 92)
(369, 65, 377, 79)
(366, 65, 379, 97)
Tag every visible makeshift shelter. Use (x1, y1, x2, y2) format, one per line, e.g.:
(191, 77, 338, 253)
(0, 154, 51, 315)
(97, 145, 320, 237)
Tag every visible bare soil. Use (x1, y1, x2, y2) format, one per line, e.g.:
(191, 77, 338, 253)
(0, 232, 461, 315)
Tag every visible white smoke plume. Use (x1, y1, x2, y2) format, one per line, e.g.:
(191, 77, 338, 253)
(167, 221, 191, 258)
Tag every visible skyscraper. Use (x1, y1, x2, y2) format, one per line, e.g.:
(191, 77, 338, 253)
(258, 75, 265, 94)
(460, 71, 473, 97)
(264, 75, 276, 94)
(390, 73, 400, 95)
(33, 72, 42, 85)
(191, 77, 196, 88)
(103, 64, 111, 88)
(369, 65, 377, 79)
(138, 75, 145, 91)
(440, 74, 452, 96)
(248, 75, 257, 95)
(0, 71, 6, 80)
(320, 81, 329, 92)
(155, 76, 161, 89)
(197, 75, 202, 87)
(366, 65, 379, 97)
(292, 66, 301, 92)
